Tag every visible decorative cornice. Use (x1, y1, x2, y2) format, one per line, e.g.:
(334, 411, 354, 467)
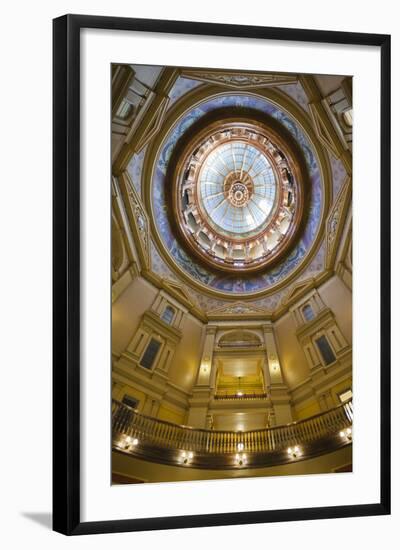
(181, 69, 298, 89)
(161, 278, 197, 310)
(282, 277, 315, 305)
(143, 309, 182, 342)
(207, 301, 271, 320)
(142, 269, 208, 322)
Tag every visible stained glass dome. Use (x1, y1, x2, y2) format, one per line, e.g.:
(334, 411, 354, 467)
(198, 141, 277, 238)
(170, 116, 305, 274)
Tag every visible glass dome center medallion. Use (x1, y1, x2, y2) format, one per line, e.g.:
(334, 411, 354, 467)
(198, 141, 277, 238)
(225, 174, 252, 208)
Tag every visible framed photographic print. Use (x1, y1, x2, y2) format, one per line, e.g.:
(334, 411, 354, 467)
(53, 14, 391, 535)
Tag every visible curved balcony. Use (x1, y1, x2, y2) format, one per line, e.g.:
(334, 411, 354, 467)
(214, 391, 268, 401)
(112, 399, 353, 469)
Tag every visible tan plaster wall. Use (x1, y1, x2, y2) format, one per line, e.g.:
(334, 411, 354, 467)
(112, 276, 156, 355)
(318, 275, 352, 345)
(274, 312, 310, 389)
(168, 315, 204, 391)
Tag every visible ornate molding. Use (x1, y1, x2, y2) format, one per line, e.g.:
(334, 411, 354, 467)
(207, 300, 271, 319)
(325, 177, 352, 269)
(181, 69, 298, 89)
(119, 171, 150, 270)
(162, 278, 198, 310)
(282, 277, 315, 305)
(134, 95, 170, 153)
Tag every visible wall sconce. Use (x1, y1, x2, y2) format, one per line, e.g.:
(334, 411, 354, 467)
(287, 446, 301, 459)
(119, 435, 139, 451)
(179, 450, 194, 465)
(201, 356, 211, 373)
(201, 359, 209, 373)
(340, 428, 352, 441)
(270, 360, 279, 371)
(235, 453, 247, 467)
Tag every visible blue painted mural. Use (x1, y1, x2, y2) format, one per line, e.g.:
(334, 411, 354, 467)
(151, 93, 324, 294)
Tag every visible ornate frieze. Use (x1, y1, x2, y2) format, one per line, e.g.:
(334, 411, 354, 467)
(181, 69, 298, 89)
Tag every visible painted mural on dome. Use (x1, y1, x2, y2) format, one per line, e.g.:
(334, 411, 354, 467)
(151, 93, 324, 294)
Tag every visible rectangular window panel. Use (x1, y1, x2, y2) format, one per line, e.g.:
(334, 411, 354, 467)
(302, 304, 314, 321)
(161, 306, 175, 325)
(140, 338, 161, 370)
(315, 335, 336, 366)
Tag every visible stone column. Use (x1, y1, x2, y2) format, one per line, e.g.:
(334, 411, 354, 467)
(187, 325, 217, 428)
(195, 325, 217, 387)
(262, 323, 293, 425)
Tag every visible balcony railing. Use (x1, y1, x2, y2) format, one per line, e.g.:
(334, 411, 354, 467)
(112, 399, 353, 469)
(214, 392, 268, 400)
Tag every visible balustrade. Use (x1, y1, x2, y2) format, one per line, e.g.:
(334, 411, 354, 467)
(112, 399, 353, 466)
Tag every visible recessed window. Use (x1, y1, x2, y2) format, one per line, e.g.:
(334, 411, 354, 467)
(343, 108, 353, 127)
(122, 394, 139, 409)
(115, 98, 132, 119)
(140, 338, 162, 370)
(161, 305, 175, 325)
(315, 335, 336, 366)
(302, 304, 315, 322)
(338, 389, 352, 403)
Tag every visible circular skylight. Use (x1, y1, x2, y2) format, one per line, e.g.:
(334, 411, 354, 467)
(170, 117, 304, 274)
(198, 141, 277, 238)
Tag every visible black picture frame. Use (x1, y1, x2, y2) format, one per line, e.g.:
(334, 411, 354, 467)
(53, 14, 391, 535)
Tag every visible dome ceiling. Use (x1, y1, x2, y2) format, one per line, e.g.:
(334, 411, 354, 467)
(171, 115, 306, 274)
(197, 140, 277, 237)
(147, 92, 326, 296)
